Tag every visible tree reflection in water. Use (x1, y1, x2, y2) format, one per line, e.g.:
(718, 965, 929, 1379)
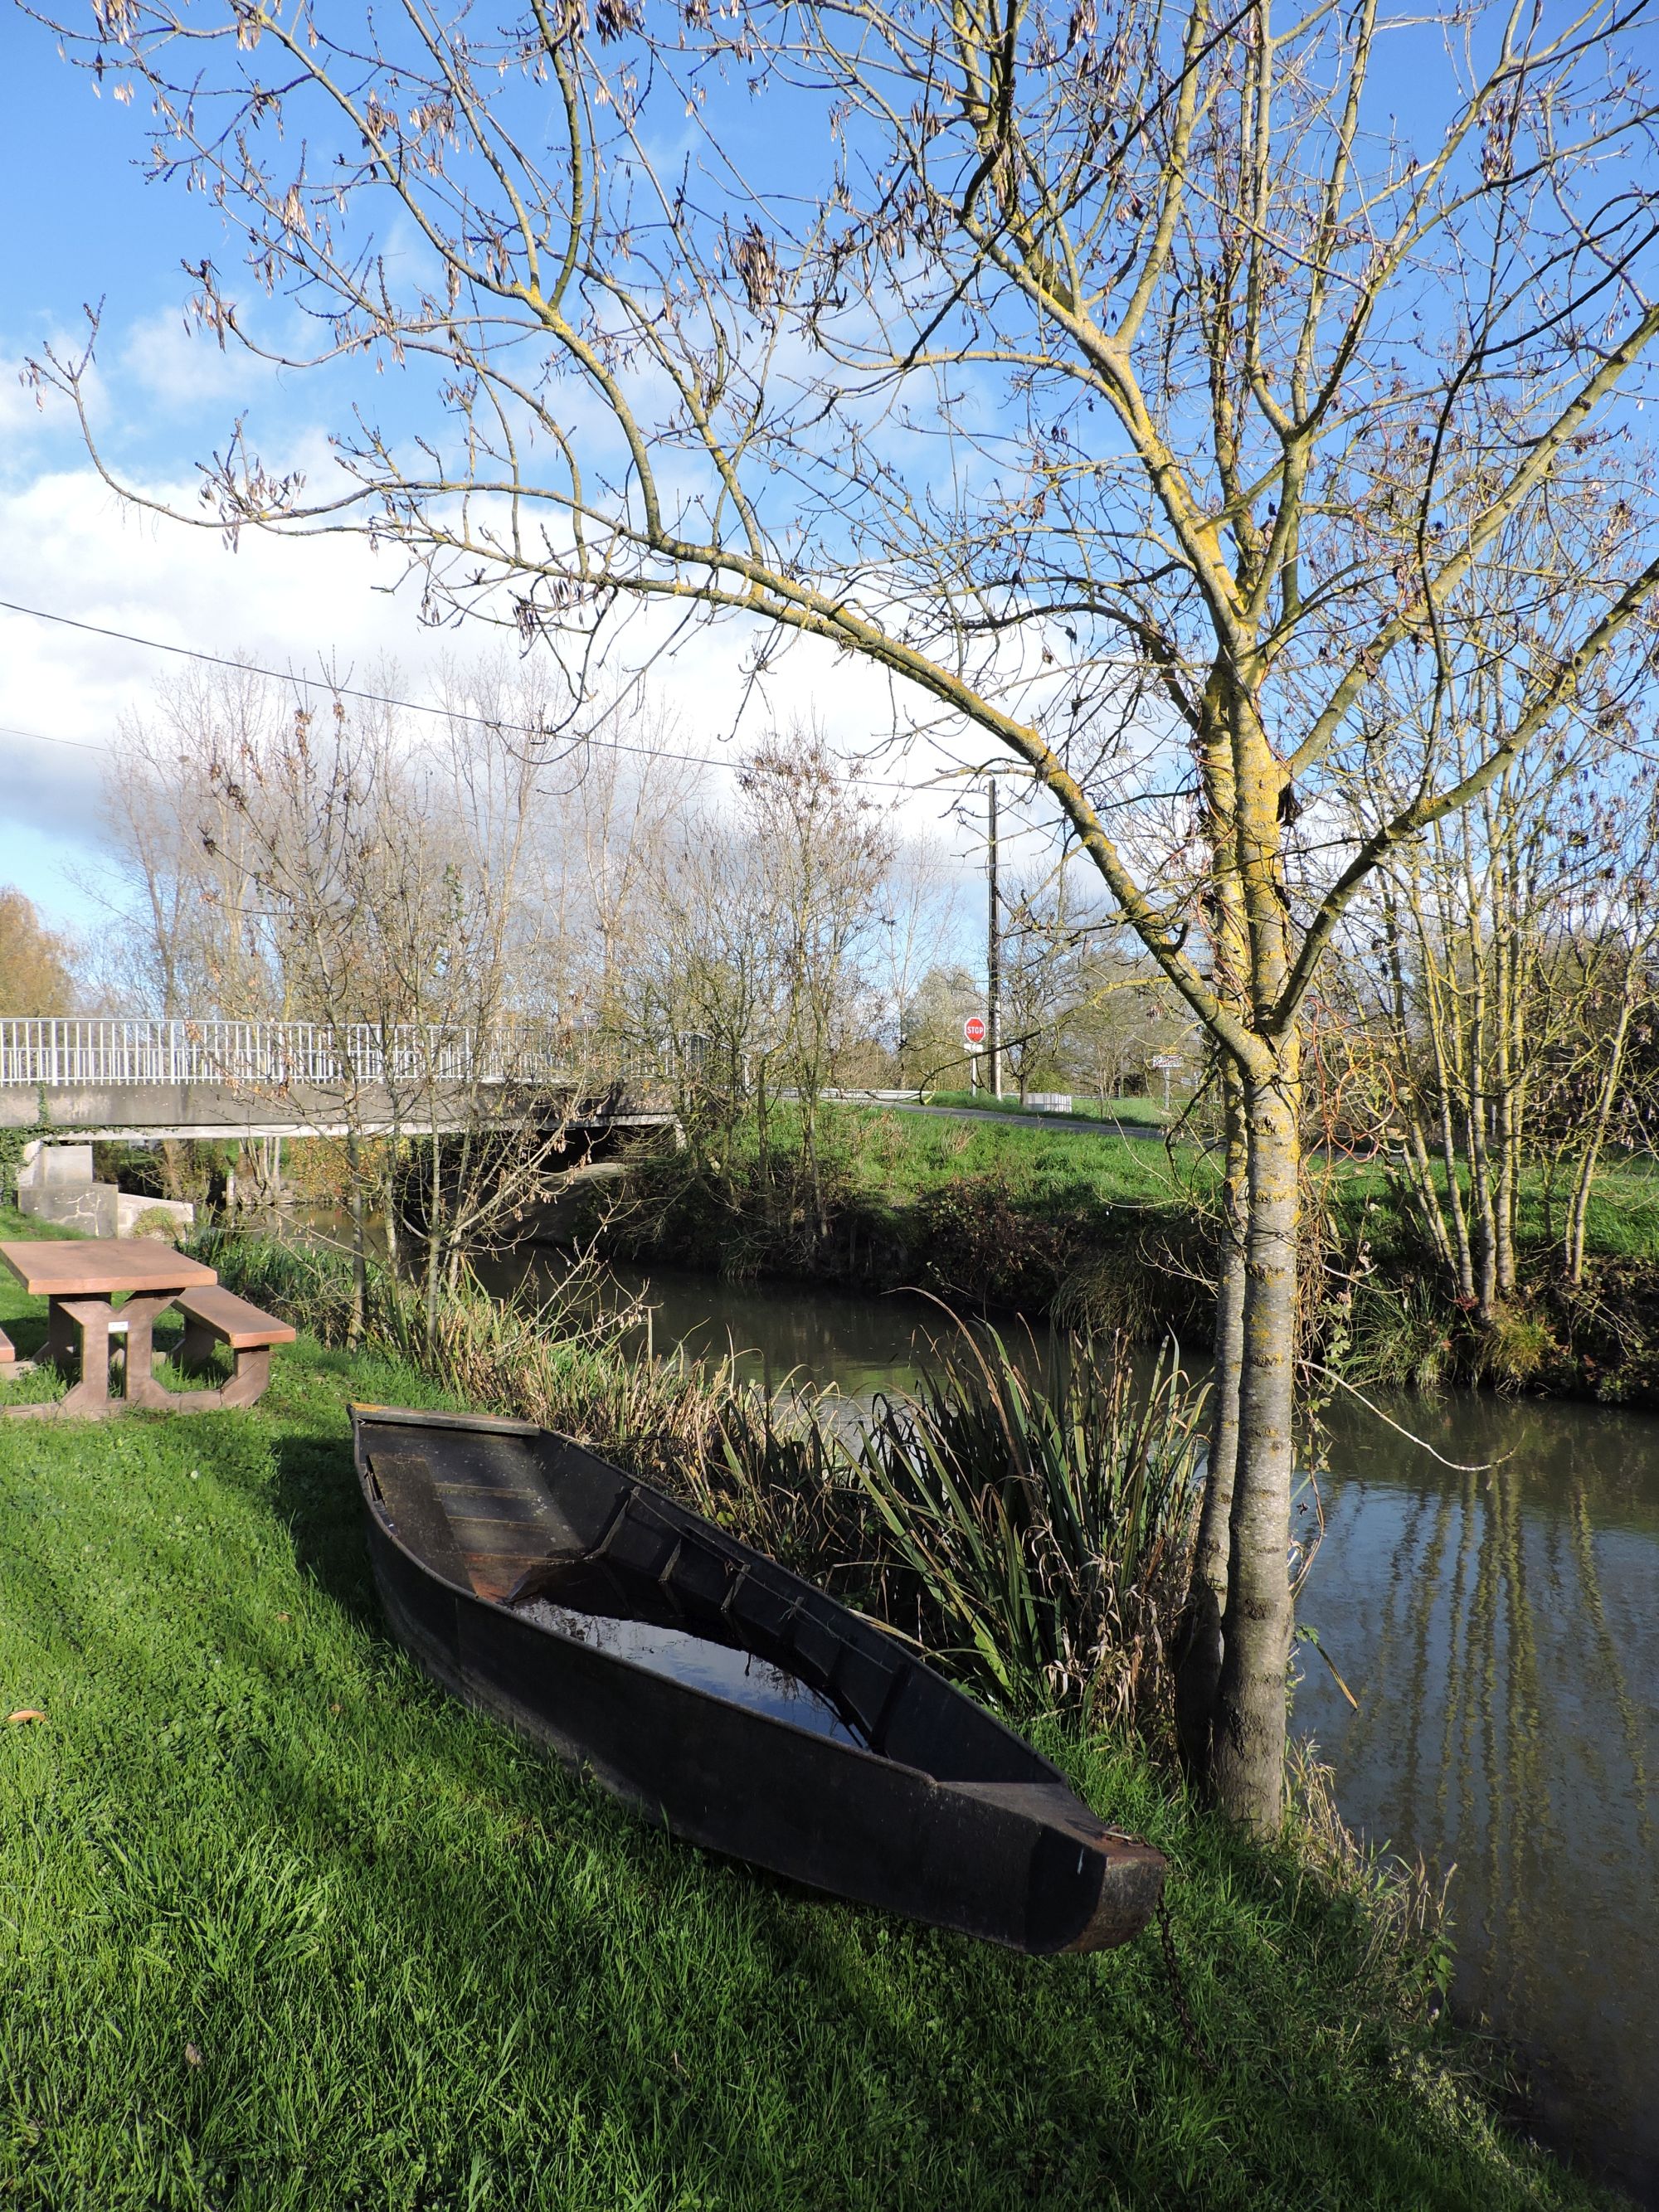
(1301, 1393, 1659, 2199)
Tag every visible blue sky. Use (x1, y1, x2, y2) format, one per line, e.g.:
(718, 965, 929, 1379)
(0, 22, 436, 921)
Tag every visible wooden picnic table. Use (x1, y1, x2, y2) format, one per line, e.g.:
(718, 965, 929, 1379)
(0, 1238, 220, 1419)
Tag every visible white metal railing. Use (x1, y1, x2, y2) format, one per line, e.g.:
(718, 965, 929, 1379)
(0, 1018, 660, 1092)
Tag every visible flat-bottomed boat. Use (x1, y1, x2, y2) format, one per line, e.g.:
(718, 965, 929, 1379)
(353, 1403, 1165, 1954)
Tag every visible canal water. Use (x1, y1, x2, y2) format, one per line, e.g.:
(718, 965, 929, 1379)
(1297, 1388, 1659, 2202)
(485, 1252, 1659, 2200)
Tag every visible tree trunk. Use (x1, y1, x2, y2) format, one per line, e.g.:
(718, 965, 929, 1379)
(427, 1130, 444, 1336)
(1380, 884, 1453, 1271)
(1565, 994, 1637, 1286)
(1491, 884, 1520, 1299)
(1175, 1063, 1247, 1778)
(345, 1130, 367, 1349)
(1408, 873, 1477, 1300)
(1462, 885, 1499, 1320)
(447, 1124, 474, 1291)
(1211, 1050, 1301, 1834)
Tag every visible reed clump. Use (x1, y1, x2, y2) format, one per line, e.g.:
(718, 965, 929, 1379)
(193, 1228, 739, 1489)
(1285, 1739, 1458, 2021)
(854, 1324, 1205, 1731)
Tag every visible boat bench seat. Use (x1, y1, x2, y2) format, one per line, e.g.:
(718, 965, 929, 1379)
(175, 1286, 295, 1407)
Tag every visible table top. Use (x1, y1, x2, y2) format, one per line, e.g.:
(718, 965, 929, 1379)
(0, 1239, 219, 1298)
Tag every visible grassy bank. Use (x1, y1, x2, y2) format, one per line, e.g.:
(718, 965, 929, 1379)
(921, 1090, 1171, 1129)
(599, 1103, 1216, 1326)
(595, 1106, 1659, 1403)
(0, 1217, 1626, 2208)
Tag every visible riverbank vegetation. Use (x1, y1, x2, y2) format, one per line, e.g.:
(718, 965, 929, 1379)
(0, 1224, 1623, 2209)
(198, 1225, 1204, 1736)
(586, 1101, 1659, 1406)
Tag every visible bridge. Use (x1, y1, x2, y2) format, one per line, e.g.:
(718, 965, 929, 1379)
(0, 1018, 675, 1142)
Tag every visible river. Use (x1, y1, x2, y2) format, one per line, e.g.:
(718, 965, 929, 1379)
(470, 1247, 1659, 2198)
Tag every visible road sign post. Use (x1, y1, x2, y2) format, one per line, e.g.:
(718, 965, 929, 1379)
(964, 1014, 987, 1096)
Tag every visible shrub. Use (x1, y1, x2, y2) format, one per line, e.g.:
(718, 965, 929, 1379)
(1474, 1301, 1556, 1388)
(128, 1206, 184, 1245)
(910, 1170, 1078, 1308)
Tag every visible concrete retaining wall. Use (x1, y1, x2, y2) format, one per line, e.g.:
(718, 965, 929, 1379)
(15, 1141, 195, 1240)
(18, 1179, 119, 1237)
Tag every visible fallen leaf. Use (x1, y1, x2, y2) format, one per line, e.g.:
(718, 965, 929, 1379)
(275, 1612, 291, 1621)
(7, 1710, 46, 1726)
(185, 2044, 202, 2068)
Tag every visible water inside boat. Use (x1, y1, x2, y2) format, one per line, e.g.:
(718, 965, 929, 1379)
(513, 1595, 867, 1745)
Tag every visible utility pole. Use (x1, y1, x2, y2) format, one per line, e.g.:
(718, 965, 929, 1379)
(987, 777, 1003, 1099)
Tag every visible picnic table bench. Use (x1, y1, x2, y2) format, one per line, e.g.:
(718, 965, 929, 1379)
(0, 1239, 292, 1417)
(175, 1285, 296, 1408)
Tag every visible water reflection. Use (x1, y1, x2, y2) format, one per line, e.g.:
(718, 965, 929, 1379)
(479, 1248, 952, 1400)
(1301, 1393, 1659, 2200)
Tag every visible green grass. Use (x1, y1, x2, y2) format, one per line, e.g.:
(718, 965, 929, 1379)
(830, 1109, 1659, 1274)
(811, 1102, 1199, 1215)
(834, 1106, 1659, 1271)
(1317, 1153, 1659, 1267)
(920, 1090, 1172, 1130)
(0, 1231, 1620, 2209)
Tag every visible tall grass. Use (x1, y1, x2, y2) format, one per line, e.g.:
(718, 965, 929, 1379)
(194, 1228, 737, 1488)
(201, 1232, 1208, 1724)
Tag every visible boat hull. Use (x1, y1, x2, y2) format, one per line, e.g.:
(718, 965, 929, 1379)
(354, 1405, 1165, 1955)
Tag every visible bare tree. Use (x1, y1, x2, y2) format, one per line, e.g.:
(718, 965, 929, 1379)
(95, 664, 280, 1020)
(1329, 458, 1659, 1314)
(739, 735, 894, 1232)
(899, 963, 985, 1091)
(436, 661, 701, 1040)
(625, 732, 893, 1247)
(35, 0, 1659, 1827)
(866, 844, 964, 1089)
(97, 659, 599, 1330)
(1060, 957, 1198, 1112)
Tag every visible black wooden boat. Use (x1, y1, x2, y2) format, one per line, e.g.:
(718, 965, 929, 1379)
(352, 1403, 1165, 1954)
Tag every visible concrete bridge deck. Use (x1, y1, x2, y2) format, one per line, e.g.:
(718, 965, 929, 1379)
(0, 1019, 674, 1142)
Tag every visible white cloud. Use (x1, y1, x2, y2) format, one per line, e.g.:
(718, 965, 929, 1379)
(119, 310, 278, 413)
(0, 459, 987, 933)
(0, 362, 43, 440)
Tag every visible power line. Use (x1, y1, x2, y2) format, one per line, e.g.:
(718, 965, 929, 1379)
(0, 595, 961, 795)
(0, 722, 104, 754)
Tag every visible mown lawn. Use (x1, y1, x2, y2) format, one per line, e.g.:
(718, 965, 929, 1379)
(0, 1232, 1622, 2210)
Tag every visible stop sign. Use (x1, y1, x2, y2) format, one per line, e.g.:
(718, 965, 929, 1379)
(963, 1014, 988, 1046)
